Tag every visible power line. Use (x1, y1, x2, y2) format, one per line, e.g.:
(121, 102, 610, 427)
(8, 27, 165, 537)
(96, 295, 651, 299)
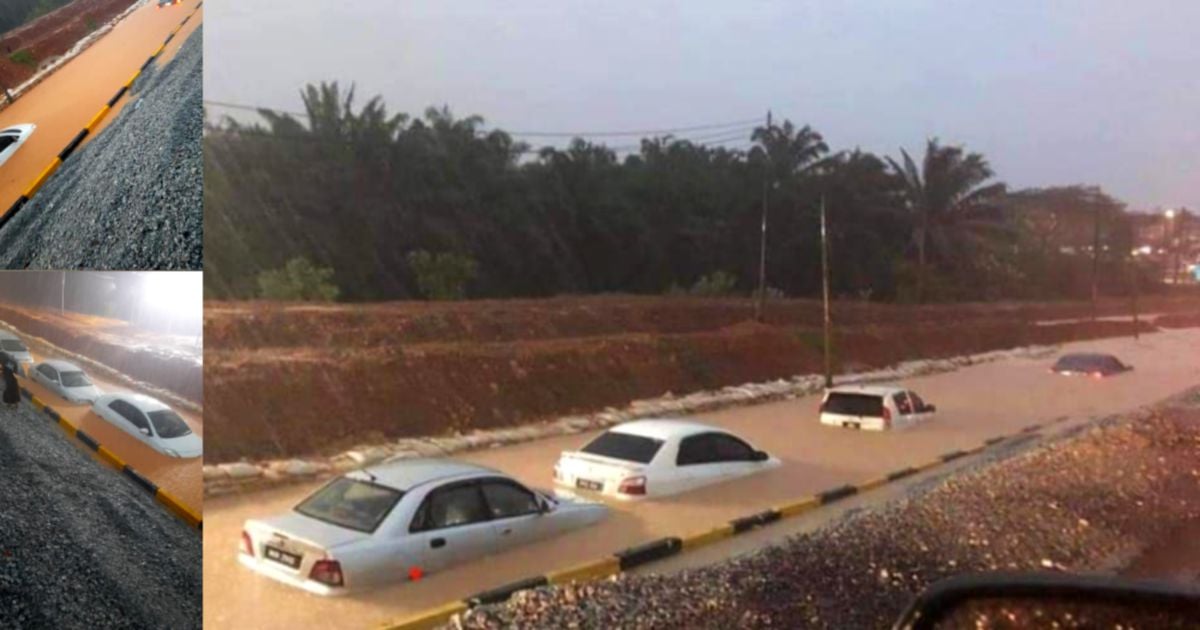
(203, 98, 762, 140)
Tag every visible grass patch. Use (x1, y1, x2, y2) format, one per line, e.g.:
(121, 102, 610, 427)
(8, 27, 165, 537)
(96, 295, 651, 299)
(9, 49, 36, 68)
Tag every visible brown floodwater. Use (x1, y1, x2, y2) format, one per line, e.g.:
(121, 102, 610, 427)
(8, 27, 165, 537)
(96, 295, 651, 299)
(0, 0, 203, 210)
(202, 328, 1200, 629)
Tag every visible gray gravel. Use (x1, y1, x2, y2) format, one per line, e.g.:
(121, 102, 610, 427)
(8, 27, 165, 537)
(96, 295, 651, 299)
(0, 401, 201, 628)
(452, 394, 1200, 629)
(0, 26, 202, 270)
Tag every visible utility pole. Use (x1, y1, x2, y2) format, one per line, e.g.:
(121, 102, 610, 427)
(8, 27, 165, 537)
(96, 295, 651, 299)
(820, 196, 833, 388)
(1131, 254, 1140, 340)
(60, 271, 66, 315)
(1090, 203, 1101, 322)
(754, 109, 771, 323)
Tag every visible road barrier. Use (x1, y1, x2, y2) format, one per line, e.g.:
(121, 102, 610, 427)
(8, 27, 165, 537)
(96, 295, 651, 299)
(18, 385, 202, 531)
(379, 417, 1068, 630)
(0, 2, 203, 232)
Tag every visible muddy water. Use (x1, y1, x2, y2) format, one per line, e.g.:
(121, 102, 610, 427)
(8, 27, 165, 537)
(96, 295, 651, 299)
(14, 326, 203, 512)
(202, 329, 1200, 629)
(0, 0, 203, 210)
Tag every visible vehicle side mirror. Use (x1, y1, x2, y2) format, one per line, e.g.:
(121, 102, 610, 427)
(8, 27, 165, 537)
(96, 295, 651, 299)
(537, 494, 555, 514)
(751, 450, 769, 462)
(894, 573, 1200, 630)
(139, 427, 151, 436)
(926, 404, 937, 413)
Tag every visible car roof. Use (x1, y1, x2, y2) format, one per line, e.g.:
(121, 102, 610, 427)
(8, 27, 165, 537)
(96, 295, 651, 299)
(0, 330, 20, 340)
(826, 384, 907, 396)
(98, 392, 170, 412)
(39, 359, 81, 371)
(607, 418, 726, 440)
(349, 458, 503, 491)
(1057, 352, 1119, 361)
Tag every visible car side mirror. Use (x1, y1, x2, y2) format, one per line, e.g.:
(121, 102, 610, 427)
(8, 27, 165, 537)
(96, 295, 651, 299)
(751, 450, 769, 462)
(139, 427, 151, 436)
(926, 404, 937, 413)
(537, 494, 555, 514)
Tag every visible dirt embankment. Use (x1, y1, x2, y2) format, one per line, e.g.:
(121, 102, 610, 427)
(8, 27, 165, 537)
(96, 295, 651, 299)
(203, 295, 1200, 463)
(0, 302, 201, 404)
(0, 0, 134, 90)
(451, 393, 1200, 629)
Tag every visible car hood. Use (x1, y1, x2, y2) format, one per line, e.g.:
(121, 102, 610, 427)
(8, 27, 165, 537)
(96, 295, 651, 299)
(249, 512, 371, 552)
(159, 432, 203, 458)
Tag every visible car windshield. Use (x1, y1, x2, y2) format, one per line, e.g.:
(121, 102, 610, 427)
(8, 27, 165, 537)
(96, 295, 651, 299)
(147, 410, 192, 438)
(581, 431, 664, 464)
(0, 340, 27, 352)
(823, 392, 885, 417)
(60, 371, 92, 388)
(295, 477, 404, 533)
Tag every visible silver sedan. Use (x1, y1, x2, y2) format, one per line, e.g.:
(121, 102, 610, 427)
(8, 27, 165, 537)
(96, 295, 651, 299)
(31, 360, 103, 404)
(238, 458, 608, 595)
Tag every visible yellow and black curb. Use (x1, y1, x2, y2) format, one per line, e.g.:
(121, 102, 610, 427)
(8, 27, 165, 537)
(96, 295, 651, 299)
(380, 418, 1068, 630)
(18, 386, 202, 532)
(0, 2, 204, 231)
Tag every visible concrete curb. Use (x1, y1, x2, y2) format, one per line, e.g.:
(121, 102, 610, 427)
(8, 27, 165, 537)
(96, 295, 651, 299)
(19, 385, 202, 531)
(0, 2, 203, 231)
(377, 417, 1067, 629)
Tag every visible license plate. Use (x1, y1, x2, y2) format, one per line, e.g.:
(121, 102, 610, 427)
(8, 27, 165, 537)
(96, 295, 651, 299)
(843, 421, 861, 430)
(576, 478, 603, 491)
(264, 545, 301, 569)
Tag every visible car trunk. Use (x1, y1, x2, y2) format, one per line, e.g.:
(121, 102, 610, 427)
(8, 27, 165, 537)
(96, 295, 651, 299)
(244, 513, 367, 585)
(821, 392, 889, 430)
(555, 451, 646, 496)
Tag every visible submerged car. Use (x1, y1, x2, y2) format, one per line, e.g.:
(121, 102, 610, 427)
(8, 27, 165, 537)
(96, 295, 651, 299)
(819, 385, 936, 431)
(554, 419, 780, 500)
(240, 458, 607, 595)
(1051, 352, 1132, 378)
(0, 330, 33, 367)
(91, 393, 201, 458)
(157, 0, 181, 7)
(0, 124, 35, 168)
(31, 360, 102, 403)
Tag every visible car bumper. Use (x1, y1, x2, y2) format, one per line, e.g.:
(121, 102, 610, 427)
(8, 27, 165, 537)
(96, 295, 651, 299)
(237, 553, 346, 597)
(553, 478, 647, 502)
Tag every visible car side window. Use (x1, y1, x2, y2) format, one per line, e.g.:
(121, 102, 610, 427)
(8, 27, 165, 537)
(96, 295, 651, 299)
(0, 135, 16, 153)
(709, 434, 755, 462)
(894, 392, 913, 414)
(412, 483, 490, 532)
(110, 400, 152, 433)
(676, 434, 717, 466)
(37, 364, 58, 381)
(479, 480, 539, 519)
(908, 391, 926, 411)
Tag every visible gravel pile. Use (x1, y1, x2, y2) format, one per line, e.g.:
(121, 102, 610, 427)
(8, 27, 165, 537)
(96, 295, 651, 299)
(453, 394, 1200, 629)
(0, 25, 202, 270)
(0, 402, 201, 628)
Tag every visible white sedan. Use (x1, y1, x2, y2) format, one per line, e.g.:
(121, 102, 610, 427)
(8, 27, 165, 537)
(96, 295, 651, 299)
(0, 124, 35, 168)
(0, 330, 34, 367)
(31, 360, 102, 403)
(554, 419, 781, 500)
(239, 458, 608, 595)
(91, 393, 202, 458)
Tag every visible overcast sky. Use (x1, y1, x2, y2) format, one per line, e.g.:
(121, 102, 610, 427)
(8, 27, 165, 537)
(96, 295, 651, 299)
(204, 0, 1199, 211)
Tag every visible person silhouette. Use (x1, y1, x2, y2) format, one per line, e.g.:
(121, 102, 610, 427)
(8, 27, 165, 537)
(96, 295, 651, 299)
(2, 358, 19, 409)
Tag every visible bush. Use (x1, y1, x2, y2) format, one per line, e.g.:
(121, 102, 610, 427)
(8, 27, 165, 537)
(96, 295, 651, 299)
(690, 271, 739, 296)
(256, 257, 340, 301)
(407, 250, 478, 300)
(9, 49, 35, 68)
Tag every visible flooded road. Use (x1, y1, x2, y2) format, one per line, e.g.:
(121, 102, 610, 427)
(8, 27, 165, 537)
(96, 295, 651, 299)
(202, 329, 1200, 629)
(14, 327, 203, 513)
(0, 0, 203, 211)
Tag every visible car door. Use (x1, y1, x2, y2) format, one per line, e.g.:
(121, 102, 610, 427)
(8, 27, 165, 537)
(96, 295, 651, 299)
(0, 133, 20, 166)
(892, 392, 916, 428)
(478, 478, 546, 553)
(108, 400, 157, 446)
(907, 391, 934, 424)
(407, 480, 497, 573)
(34, 364, 58, 395)
(676, 433, 757, 491)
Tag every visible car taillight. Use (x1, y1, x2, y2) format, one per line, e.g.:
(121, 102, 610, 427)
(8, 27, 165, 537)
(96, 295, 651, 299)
(241, 531, 253, 556)
(618, 476, 646, 496)
(882, 406, 892, 429)
(310, 559, 344, 587)
(1091, 372, 1104, 379)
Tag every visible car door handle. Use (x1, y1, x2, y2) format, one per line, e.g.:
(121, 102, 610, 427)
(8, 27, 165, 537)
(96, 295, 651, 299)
(430, 537, 446, 549)
(500, 528, 512, 536)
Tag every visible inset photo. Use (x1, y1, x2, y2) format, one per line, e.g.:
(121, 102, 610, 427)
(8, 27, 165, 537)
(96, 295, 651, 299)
(0, 0, 203, 269)
(0, 270, 201, 628)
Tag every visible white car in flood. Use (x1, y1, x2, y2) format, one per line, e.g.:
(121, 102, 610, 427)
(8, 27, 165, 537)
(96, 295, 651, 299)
(91, 393, 202, 458)
(240, 458, 608, 595)
(31, 360, 102, 403)
(0, 124, 35, 168)
(553, 419, 781, 501)
(819, 385, 937, 431)
(0, 330, 34, 367)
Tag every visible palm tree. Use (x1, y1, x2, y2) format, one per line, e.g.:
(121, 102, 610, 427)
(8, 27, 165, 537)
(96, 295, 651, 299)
(887, 139, 1007, 302)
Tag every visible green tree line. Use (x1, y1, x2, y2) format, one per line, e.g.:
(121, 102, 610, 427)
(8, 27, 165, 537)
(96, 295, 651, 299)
(204, 82, 1152, 303)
